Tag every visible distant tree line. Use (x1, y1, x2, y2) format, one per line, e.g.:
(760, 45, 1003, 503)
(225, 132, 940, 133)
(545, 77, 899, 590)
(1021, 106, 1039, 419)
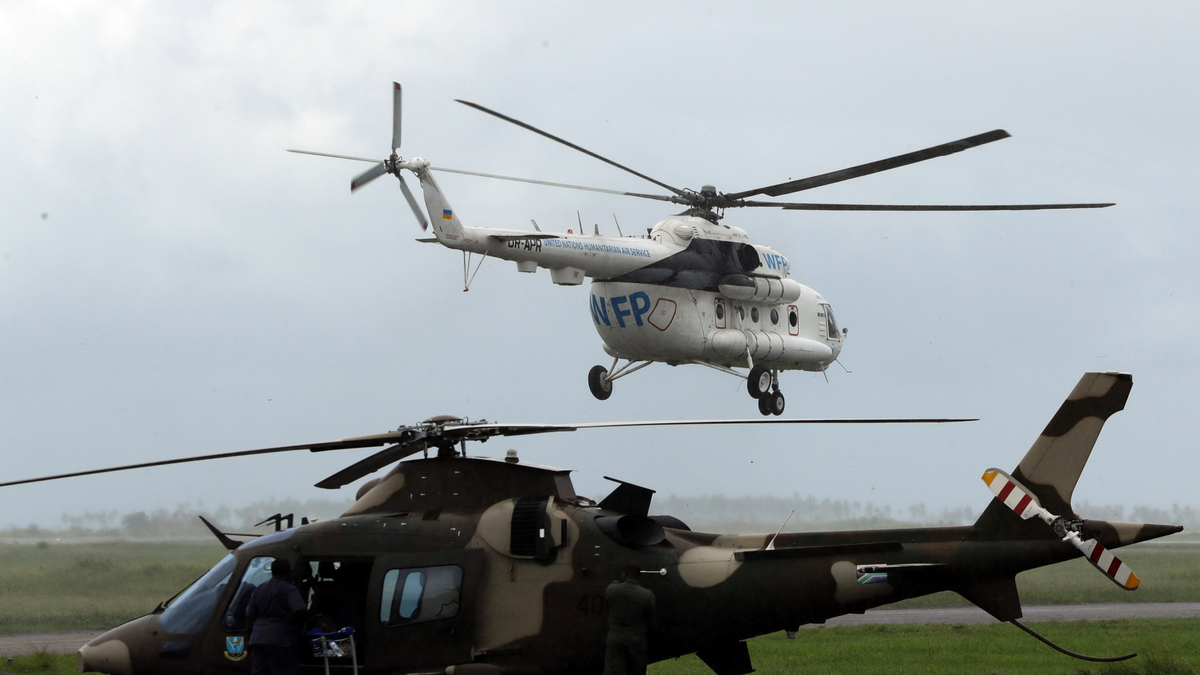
(2, 495, 1196, 540)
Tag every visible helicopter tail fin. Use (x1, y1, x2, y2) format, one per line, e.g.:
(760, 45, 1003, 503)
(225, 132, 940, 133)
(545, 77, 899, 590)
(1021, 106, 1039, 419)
(975, 371, 1131, 528)
(412, 167, 466, 246)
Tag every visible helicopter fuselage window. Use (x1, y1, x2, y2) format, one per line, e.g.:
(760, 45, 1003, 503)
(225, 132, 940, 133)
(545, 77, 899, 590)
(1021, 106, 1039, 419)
(160, 555, 238, 635)
(380, 565, 463, 627)
(222, 556, 276, 632)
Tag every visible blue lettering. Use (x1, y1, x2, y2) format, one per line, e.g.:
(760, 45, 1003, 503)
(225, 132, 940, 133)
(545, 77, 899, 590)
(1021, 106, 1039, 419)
(629, 291, 651, 327)
(611, 295, 632, 328)
(590, 294, 611, 326)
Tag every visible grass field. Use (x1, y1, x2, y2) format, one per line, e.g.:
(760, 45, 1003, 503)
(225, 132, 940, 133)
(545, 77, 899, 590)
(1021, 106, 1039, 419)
(650, 619, 1200, 675)
(5, 620, 1197, 675)
(0, 541, 225, 633)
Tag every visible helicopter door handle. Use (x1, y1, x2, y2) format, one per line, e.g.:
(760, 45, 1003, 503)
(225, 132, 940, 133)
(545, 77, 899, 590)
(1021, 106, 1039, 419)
(640, 568, 667, 576)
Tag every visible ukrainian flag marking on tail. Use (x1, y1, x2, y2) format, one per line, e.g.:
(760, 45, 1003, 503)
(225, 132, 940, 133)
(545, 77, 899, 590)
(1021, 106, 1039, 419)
(442, 209, 453, 220)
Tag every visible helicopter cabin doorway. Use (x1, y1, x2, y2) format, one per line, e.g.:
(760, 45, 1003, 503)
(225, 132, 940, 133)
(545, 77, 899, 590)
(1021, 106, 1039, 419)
(295, 557, 375, 664)
(218, 555, 375, 668)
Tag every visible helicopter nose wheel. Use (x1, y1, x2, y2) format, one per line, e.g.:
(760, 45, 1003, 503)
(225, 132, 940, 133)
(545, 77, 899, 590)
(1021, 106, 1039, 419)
(588, 365, 613, 401)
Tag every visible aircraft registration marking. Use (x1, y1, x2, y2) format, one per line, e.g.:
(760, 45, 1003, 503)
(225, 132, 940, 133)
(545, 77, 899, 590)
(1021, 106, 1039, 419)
(507, 238, 543, 252)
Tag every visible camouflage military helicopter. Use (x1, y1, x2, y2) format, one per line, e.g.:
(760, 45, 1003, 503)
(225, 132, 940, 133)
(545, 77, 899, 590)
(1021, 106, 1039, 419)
(1, 372, 1180, 674)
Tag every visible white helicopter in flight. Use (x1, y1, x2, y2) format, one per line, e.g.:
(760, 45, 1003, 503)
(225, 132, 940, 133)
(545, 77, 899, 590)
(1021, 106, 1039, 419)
(292, 84, 1112, 415)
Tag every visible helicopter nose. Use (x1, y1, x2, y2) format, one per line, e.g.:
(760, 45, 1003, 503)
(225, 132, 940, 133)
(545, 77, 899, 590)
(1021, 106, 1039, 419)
(77, 615, 159, 675)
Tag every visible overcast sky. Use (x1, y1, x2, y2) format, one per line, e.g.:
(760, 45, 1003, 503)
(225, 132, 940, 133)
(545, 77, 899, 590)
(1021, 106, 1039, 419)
(2, 3, 1197, 530)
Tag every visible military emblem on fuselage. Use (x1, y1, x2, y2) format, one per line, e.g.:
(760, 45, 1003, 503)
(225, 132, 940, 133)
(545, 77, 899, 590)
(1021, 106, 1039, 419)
(224, 636, 247, 661)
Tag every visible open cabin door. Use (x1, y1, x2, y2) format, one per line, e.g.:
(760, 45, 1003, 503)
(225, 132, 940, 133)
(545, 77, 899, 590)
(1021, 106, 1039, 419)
(364, 548, 483, 672)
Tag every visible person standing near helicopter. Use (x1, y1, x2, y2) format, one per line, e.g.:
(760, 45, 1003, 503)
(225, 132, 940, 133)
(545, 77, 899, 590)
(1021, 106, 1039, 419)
(603, 562, 656, 675)
(245, 559, 309, 675)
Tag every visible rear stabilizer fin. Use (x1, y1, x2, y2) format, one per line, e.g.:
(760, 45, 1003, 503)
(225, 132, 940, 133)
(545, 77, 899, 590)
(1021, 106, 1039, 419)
(976, 372, 1132, 535)
(1014, 372, 1132, 517)
(198, 515, 244, 551)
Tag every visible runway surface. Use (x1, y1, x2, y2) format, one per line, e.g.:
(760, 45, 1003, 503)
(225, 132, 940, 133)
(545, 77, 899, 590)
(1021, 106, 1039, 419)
(2, 604, 1198, 656)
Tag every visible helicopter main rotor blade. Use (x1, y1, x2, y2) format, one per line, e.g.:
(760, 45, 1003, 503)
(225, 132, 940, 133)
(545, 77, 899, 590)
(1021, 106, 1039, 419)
(726, 130, 1012, 200)
(431, 166, 675, 203)
(447, 417, 978, 438)
(455, 99, 688, 198)
(0, 430, 412, 489)
(740, 200, 1115, 212)
(314, 441, 427, 489)
(287, 149, 383, 164)
(351, 162, 389, 192)
(0, 417, 973, 490)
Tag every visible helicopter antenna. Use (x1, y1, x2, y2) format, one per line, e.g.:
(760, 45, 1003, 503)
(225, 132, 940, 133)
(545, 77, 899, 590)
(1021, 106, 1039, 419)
(765, 510, 795, 551)
(612, 214, 623, 237)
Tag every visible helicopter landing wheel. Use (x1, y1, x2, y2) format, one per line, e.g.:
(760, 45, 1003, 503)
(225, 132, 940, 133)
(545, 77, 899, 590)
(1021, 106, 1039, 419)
(758, 395, 772, 416)
(747, 365, 771, 399)
(588, 365, 613, 401)
(768, 390, 786, 416)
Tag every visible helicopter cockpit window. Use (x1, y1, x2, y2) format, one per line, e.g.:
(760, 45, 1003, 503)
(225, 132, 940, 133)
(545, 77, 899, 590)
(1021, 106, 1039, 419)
(823, 304, 841, 340)
(221, 556, 276, 632)
(380, 565, 463, 627)
(736, 244, 761, 272)
(160, 554, 238, 635)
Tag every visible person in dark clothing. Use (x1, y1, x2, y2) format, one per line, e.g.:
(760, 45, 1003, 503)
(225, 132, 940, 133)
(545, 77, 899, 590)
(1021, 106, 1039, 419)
(245, 559, 308, 675)
(603, 562, 656, 675)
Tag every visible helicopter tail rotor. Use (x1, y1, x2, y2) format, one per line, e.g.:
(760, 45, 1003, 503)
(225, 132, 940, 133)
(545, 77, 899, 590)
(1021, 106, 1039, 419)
(351, 162, 389, 192)
(982, 469, 1140, 589)
(290, 82, 429, 230)
(395, 172, 428, 231)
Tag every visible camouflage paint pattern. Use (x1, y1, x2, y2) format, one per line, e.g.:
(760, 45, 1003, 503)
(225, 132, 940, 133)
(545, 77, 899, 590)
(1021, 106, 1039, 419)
(79, 373, 1181, 675)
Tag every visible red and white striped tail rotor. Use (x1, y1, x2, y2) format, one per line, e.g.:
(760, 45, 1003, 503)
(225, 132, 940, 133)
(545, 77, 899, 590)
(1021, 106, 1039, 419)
(1071, 536, 1140, 589)
(982, 469, 1055, 524)
(981, 469, 1140, 590)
